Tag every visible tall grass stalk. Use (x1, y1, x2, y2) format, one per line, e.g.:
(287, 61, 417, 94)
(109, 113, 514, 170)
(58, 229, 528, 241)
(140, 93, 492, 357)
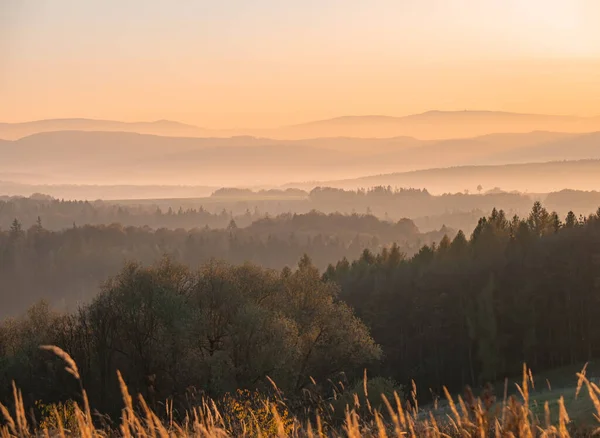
(0, 348, 595, 437)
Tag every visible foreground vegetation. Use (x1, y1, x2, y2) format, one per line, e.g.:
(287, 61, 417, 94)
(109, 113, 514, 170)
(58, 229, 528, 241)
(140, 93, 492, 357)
(2, 347, 600, 437)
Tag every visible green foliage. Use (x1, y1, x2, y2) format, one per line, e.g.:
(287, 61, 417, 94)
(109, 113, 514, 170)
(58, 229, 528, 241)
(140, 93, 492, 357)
(330, 376, 404, 421)
(0, 206, 446, 318)
(0, 257, 380, 415)
(327, 202, 600, 392)
(467, 275, 499, 383)
(2, 200, 600, 427)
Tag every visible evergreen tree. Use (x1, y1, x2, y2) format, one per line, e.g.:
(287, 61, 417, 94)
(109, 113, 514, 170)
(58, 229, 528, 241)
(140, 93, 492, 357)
(227, 219, 238, 231)
(9, 218, 23, 238)
(565, 211, 578, 228)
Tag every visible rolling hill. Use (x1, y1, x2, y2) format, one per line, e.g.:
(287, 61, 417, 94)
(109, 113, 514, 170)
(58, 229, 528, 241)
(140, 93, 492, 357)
(275, 111, 600, 140)
(3, 111, 600, 141)
(0, 131, 369, 186)
(0, 128, 599, 190)
(285, 160, 600, 194)
(486, 131, 600, 163)
(0, 118, 208, 140)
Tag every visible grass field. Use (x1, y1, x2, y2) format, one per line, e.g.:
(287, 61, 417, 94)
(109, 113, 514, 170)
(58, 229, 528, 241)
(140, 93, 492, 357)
(410, 362, 600, 436)
(2, 348, 600, 437)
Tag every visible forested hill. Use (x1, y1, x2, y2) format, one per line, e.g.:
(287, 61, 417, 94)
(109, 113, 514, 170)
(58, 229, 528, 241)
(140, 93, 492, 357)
(2, 202, 600, 419)
(0, 211, 447, 318)
(294, 159, 600, 194)
(325, 203, 600, 392)
(4, 188, 600, 233)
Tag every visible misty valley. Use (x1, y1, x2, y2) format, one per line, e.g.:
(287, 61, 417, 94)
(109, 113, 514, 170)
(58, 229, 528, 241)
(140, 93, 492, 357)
(3, 114, 600, 437)
(4, 2, 600, 434)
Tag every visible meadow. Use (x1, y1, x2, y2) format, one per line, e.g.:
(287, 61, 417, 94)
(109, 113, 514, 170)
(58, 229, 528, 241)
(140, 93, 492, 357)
(2, 345, 600, 437)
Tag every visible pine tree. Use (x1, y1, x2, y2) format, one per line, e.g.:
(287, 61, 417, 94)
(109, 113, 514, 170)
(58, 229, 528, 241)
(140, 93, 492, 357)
(9, 218, 23, 238)
(565, 211, 578, 228)
(438, 234, 451, 255)
(528, 201, 551, 236)
(468, 275, 499, 383)
(451, 230, 468, 255)
(550, 212, 561, 233)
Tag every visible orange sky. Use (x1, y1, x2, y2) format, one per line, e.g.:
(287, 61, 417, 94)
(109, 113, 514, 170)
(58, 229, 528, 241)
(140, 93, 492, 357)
(2, 0, 600, 128)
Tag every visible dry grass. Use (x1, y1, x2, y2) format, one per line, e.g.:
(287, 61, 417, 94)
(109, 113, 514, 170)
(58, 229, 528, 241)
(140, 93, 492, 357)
(1, 346, 599, 437)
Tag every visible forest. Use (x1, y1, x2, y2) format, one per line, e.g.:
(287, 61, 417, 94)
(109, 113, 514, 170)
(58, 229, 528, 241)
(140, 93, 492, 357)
(0, 208, 447, 318)
(2, 199, 600, 434)
(6, 1, 600, 434)
(3, 187, 600, 233)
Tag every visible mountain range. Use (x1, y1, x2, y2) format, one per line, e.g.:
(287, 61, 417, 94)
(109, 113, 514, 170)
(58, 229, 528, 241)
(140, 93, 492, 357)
(1, 110, 599, 197)
(283, 160, 600, 195)
(1, 128, 599, 189)
(0, 118, 207, 141)
(3, 110, 600, 141)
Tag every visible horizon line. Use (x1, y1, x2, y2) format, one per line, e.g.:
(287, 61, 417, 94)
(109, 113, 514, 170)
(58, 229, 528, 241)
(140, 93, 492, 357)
(3, 109, 599, 131)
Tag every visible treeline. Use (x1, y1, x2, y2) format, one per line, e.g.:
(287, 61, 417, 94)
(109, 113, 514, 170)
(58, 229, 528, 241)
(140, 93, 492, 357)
(2, 202, 600, 421)
(211, 187, 307, 198)
(0, 195, 260, 231)
(4, 188, 600, 234)
(325, 202, 600, 392)
(0, 258, 382, 418)
(0, 211, 446, 317)
(213, 186, 600, 226)
(309, 186, 531, 220)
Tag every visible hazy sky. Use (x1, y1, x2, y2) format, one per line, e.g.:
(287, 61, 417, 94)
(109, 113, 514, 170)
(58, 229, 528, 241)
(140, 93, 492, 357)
(2, 0, 600, 128)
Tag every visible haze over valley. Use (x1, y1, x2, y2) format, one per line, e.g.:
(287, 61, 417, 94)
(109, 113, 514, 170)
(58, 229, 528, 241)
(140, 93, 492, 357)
(2, 115, 600, 190)
(3, 111, 600, 141)
(4, 1, 600, 436)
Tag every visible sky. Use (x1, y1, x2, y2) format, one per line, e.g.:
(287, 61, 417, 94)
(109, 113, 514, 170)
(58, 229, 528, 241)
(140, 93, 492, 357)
(2, 0, 600, 128)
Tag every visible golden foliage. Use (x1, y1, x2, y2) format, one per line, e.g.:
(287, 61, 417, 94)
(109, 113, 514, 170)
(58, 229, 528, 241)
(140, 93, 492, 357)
(220, 388, 294, 436)
(0, 347, 596, 437)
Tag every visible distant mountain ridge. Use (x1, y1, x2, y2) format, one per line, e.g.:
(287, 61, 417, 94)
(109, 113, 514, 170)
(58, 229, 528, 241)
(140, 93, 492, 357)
(281, 110, 600, 139)
(0, 118, 207, 140)
(2, 110, 600, 140)
(282, 159, 600, 195)
(1, 128, 599, 188)
(294, 110, 582, 125)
